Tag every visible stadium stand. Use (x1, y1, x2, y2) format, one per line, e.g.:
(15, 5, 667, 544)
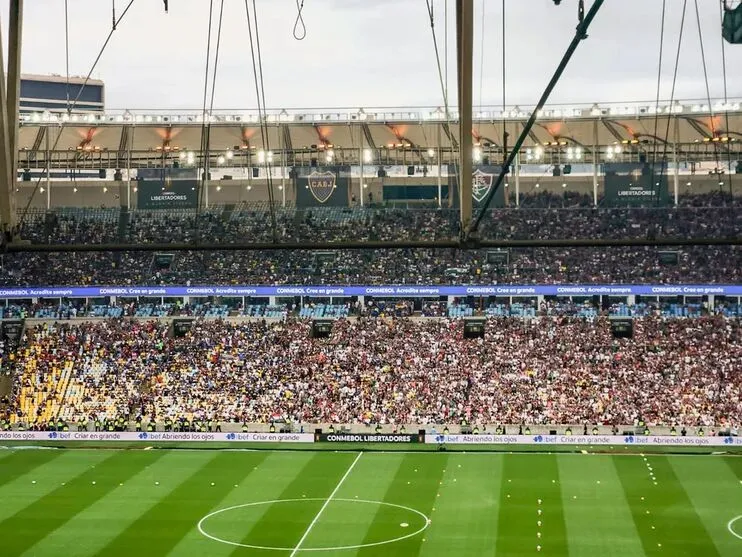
(4, 194, 742, 286)
(3, 316, 740, 430)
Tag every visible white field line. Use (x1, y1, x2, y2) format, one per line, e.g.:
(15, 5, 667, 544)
(289, 452, 363, 556)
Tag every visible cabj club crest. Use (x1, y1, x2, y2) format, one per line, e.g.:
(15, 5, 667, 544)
(306, 171, 336, 204)
(472, 169, 495, 203)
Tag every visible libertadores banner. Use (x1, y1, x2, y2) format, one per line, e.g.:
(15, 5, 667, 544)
(0, 431, 314, 443)
(425, 434, 742, 447)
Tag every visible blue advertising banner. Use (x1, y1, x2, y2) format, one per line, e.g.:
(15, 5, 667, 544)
(0, 284, 740, 299)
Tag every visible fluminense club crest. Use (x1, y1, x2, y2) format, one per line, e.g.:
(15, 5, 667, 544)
(472, 169, 495, 203)
(306, 171, 336, 204)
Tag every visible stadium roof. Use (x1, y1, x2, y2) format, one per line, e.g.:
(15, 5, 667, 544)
(17, 99, 742, 167)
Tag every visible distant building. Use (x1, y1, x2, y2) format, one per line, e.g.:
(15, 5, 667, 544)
(20, 74, 104, 113)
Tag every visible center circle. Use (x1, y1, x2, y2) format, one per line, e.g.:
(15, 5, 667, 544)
(198, 498, 431, 551)
(729, 516, 742, 541)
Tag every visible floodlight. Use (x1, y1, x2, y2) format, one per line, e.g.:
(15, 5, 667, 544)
(226, 150, 234, 159)
(363, 149, 373, 163)
(217, 155, 226, 165)
(427, 148, 436, 158)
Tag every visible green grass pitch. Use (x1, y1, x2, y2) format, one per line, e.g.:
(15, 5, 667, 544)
(0, 448, 740, 556)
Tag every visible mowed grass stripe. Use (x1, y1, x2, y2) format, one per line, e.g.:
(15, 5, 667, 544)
(226, 451, 359, 555)
(0, 449, 65, 488)
(166, 451, 319, 557)
(0, 450, 166, 557)
(21, 450, 219, 557)
(94, 451, 270, 557)
(558, 454, 644, 557)
(356, 452, 449, 556)
(496, 454, 569, 556)
(613, 455, 721, 557)
(296, 453, 408, 552)
(723, 456, 742, 483)
(0, 450, 114, 523)
(418, 454, 503, 557)
(670, 456, 742, 557)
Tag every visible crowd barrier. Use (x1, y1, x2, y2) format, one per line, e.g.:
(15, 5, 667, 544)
(0, 431, 314, 443)
(1, 431, 740, 447)
(425, 434, 742, 447)
(1, 283, 741, 299)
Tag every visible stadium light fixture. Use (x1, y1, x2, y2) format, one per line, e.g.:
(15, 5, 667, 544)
(535, 183, 540, 188)
(179, 152, 186, 160)
(257, 150, 266, 164)
(216, 186, 221, 192)
(103, 187, 108, 193)
(363, 149, 373, 163)
(73, 187, 78, 193)
(534, 147, 544, 160)
(427, 148, 436, 158)
(226, 150, 234, 159)
(217, 155, 226, 165)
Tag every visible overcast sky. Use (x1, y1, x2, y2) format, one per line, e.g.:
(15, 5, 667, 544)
(4, 0, 741, 110)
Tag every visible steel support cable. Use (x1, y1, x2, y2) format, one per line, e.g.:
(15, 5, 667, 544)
(195, 0, 216, 254)
(194, 0, 224, 266)
(293, 0, 307, 40)
(19, 0, 136, 230)
(425, 0, 459, 234)
(502, 0, 507, 164)
(658, 1, 687, 197)
(65, 0, 71, 113)
(468, 0, 605, 239)
(694, 0, 721, 171)
(476, 0, 486, 136)
(719, 0, 733, 194)
(649, 0, 667, 206)
(244, 0, 278, 242)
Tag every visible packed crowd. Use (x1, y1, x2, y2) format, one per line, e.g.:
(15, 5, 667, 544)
(4, 192, 739, 287)
(6, 316, 741, 428)
(2, 245, 740, 286)
(18, 193, 742, 245)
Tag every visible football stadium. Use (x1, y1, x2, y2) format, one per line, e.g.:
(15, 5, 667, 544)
(1, 0, 742, 555)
